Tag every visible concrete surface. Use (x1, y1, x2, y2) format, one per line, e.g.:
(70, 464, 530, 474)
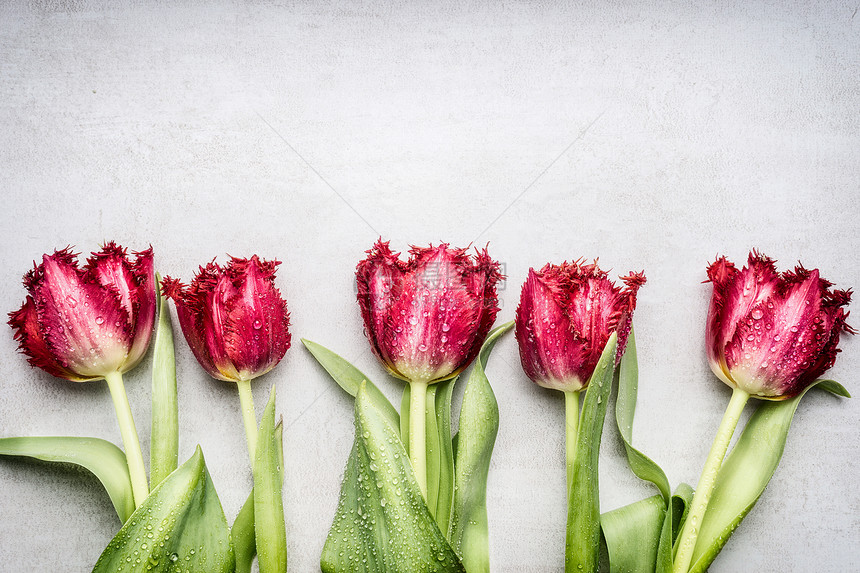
(1, 1, 858, 571)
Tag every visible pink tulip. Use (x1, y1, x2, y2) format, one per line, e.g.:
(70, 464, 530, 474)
(9, 243, 156, 381)
(163, 254, 291, 463)
(8, 242, 157, 506)
(162, 255, 291, 384)
(355, 240, 502, 385)
(706, 251, 853, 399)
(515, 260, 645, 392)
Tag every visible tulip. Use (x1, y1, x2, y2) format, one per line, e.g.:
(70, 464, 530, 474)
(673, 251, 854, 573)
(162, 255, 291, 462)
(8, 243, 156, 506)
(355, 240, 501, 496)
(515, 261, 645, 393)
(515, 260, 645, 572)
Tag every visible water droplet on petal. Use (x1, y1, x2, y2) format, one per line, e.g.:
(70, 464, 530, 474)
(95, 316, 105, 325)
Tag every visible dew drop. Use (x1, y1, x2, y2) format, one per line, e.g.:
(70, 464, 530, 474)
(95, 316, 105, 325)
(751, 309, 764, 320)
(253, 319, 262, 330)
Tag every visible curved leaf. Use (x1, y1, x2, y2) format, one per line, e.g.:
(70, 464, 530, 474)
(254, 386, 287, 573)
(601, 495, 665, 573)
(151, 274, 179, 488)
(302, 338, 400, 434)
(688, 379, 850, 572)
(616, 329, 671, 502)
(233, 419, 285, 573)
(320, 383, 465, 573)
(566, 332, 617, 573)
(0, 436, 134, 523)
(91, 446, 234, 573)
(450, 321, 512, 572)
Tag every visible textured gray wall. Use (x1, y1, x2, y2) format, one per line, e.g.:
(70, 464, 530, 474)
(1, 1, 858, 571)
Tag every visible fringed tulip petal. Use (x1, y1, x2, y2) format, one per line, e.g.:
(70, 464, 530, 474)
(515, 260, 645, 392)
(162, 255, 291, 383)
(705, 252, 852, 399)
(8, 244, 157, 381)
(356, 240, 502, 384)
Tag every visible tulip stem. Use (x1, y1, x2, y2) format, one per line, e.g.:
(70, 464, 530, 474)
(409, 380, 429, 499)
(104, 371, 149, 508)
(564, 390, 580, 494)
(673, 387, 750, 573)
(237, 379, 258, 466)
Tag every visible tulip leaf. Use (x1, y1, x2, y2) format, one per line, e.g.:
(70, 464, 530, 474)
(0, 435, 135, 523)
(151, 274, 179, 488)
(616, 329, 671, 502)
(302, 338, 400, 435)
(604, 328, 681, 573)
(601, 495, 666, 573)
(687, 378, 850, 573)
(254, 386, 288, 573)
(426, 383, 442, 516)
(320, 383, 465, 573)
(91, 446, 234, 573)
(233, 419, 285, 573)
(450, 321, 513, 573)
(401, 385, 411, 456)
(434, 376, 456, 536)
(566, 332, 617, 573)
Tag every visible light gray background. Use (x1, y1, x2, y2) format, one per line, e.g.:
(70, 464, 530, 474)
(1, 1, 858, 571)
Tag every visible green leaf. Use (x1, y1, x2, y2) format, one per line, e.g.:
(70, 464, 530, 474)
(687, 379, 849, 573)
(233, 419, 285, 573)
(254, 386, 287, 573)
(232, 492, 256, 573)
(567, 332, 617, 573)
(302, 338, 400, 435)
(400, 385, 411, 456)
(450, 321, 513, 573)
(605, 328, 676, 573)
(616, 329, 671, 502)
(434, 376, 456, 537)
(426, 383, 442, 517)
(601, 495, 666, 573)
(151, 273, 179, 488)
(0, 436, 134, 523)
(91, 446, 234, 572)
(320, 382, 465, 573)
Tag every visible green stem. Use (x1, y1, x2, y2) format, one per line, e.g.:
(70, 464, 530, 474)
(237, 379, 258, 466)
(673, 387, 750, 573)
(104, 371, 149, 507)
(565, 390, 580, 494)
(409, 380, 429, 499)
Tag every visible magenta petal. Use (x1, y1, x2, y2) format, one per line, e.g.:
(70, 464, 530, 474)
(356, 241, 502, 384)
(705, 252, 853, 399)
(222, 257, 291, 380)
(162, 276, 225, 380)
(515, 260, 646, 392)
(8, 296, 90, 381)
(33, 252, 131, 378)
(516, 269, 585, 391)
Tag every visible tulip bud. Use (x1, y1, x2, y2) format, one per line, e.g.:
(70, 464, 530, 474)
(355, 240, 502, 385)
(8, 243, 156, 381)
(706, 251, 853, 399)
(162, 255, 291, 383)
(515, 260, 645, 392)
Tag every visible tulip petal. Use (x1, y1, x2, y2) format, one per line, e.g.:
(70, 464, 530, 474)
(356, 241, 502, 385)
(161, 276, 225, 380)
(8, 295, 90, 381)
(222, 256, 291, 381)
(32, 251, 131, 378)
(86, 244, 157, 370)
